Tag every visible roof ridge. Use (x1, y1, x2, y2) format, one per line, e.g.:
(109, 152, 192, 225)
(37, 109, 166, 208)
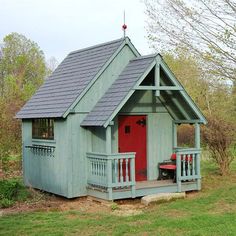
(69, 37, 125, 55)
(131, 53, 158, 61)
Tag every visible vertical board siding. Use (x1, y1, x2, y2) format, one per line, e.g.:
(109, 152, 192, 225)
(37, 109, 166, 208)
(74, 45, 137, 112)
(69, 114, 91, 197)
(147, 113, 172, 179)
(111, 90, 173, 181)
(120, 90, 168, 113)
(91, 127, 106, 153)
(68, 43, 137, 197)
(22, 119, 69, 197)
(22, 42, 137, 198)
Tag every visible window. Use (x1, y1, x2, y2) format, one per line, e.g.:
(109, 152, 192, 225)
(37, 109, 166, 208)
(125, 125, 131, 134)
(32, 119, 54, 140)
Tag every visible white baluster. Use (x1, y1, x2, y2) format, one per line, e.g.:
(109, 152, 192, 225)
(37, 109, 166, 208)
(120, 159, 123, 183)
(187, 154, 191, 177)
(182, 154, 186, 177)
(114, 159, 118, 183)
(192, 154, 195, 176)
(125, 158, 129, 182)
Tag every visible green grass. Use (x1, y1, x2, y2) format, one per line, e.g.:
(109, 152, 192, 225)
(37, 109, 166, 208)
(0, 178, 30, 208)
(0, 160, 235, 236)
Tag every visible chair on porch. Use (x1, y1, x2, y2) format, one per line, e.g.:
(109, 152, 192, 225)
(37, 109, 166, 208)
(158, 153, 193, 182)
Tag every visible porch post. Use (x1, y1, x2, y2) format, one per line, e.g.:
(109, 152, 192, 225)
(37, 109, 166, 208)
(106, 125, 112, 154)
(195, 123, 201, 190)
(176, 152, 182, 192)
(155, 58, 160, 97)
(106, 125, 113, 200)
(173, 122, 178, 148)
(130, 157, 136, 198)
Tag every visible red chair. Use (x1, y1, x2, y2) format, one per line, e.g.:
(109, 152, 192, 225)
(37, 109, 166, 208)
(158, 154, 177, 182)
(158, 153, 193, 182)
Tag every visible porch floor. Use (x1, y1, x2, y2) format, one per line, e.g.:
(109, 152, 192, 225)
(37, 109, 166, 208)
(88, 179, 198, 200)
(136, 179, 175, 189)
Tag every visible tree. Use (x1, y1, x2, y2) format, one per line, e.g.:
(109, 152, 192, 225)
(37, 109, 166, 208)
(145, 0, 236, 82)
(0, 32, 47, 100)
(163, 51, 212, 114)
(47, 56, 58, 73)
(0, 33, 48, 172)
(202, 116, 235, 175)
(162, 50, 236, 174)
(145, 1, 236, 174)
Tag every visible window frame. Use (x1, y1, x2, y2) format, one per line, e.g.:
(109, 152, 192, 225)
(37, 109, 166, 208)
(32, 118, 54, 140)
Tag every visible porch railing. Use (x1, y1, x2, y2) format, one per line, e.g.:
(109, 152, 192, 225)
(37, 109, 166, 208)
(87, 152, 136, 199)
(174, 148, 201, 191)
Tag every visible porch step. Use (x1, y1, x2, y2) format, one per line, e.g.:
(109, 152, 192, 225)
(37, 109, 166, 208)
(141, 192, 186, 206)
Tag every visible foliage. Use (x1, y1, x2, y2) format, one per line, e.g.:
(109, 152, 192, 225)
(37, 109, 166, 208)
(145, 0, 236, 82)
(0, 33, 48, 171)
(111, 202, 119, 211)
(163, 52, 212, 115)
(0, 155, 22, 177)
(164, 49, 236, 161)
(0, 159, 235, 235)
(202, 116, 236, 175)
(0, 178, 30, 208)
(0, 198, 14, 208)
(177, 124, 194, 147)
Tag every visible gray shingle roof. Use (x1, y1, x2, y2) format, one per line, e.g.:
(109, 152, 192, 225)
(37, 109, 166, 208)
(81, 55, 155, 127)
(16, 38, 124, 119)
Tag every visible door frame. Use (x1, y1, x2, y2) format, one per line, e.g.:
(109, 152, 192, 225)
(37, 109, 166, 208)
(117, 114, 148, 181)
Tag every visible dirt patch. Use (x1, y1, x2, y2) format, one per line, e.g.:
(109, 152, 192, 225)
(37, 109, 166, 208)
(1, 191, 147, 216)
(111, 203, 145, 216)
(186, 191, 200, 199)
(211, 200, 236, 214)
(58, 197, 111, 214)
(1, 195, 113, 216)
(111, 208, 143, 216)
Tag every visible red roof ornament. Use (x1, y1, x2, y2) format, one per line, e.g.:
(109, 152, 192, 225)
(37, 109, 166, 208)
(122, 11, 127, 37)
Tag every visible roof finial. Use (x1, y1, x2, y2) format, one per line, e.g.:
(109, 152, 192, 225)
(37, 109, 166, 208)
(122, 10, 127, 38)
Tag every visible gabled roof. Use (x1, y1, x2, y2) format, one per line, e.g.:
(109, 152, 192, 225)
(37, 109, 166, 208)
(81, 55, 156, 126)
(16, 37, 133, 119)
(81, 54, 206, 127)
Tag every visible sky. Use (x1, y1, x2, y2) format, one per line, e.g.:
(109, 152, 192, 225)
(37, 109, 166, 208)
(0, 0, 152, 63)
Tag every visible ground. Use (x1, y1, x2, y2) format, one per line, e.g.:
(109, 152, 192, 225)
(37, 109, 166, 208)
(0, 160, 236, 235)
(1, 190, 146, 217)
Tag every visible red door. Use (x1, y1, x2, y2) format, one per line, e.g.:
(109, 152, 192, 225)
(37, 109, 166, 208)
(118, 115, 147, 181)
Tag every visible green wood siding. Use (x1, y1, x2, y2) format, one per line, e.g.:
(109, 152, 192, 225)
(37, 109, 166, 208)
(21, 43, 137, 198)
(68, 114, 91, 197)
(147, 113, 172, 179)
(74, 45, 137, 112)
(120, 90, 168, 114)
(110, 90, 173, 180)
(22, 119, 70, 197)
(66, 44, 137, 197)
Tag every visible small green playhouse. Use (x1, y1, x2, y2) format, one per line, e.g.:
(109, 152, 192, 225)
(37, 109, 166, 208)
(16, 37, 206, 200)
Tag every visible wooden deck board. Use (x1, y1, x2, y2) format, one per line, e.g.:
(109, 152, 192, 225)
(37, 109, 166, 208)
(135, 180, 175, 190)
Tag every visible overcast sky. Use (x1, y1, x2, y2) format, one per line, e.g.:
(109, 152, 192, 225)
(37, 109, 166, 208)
(0, 0, 152, 63)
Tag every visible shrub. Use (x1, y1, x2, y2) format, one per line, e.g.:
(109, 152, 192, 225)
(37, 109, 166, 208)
(202, 116, 236, 175)
(0, 198, 14, 208)
(177, 124, 195, 147)
(0, 178, 30, 208)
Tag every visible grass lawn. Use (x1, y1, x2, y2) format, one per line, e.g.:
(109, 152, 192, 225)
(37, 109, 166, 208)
(0, 160, 235, 236)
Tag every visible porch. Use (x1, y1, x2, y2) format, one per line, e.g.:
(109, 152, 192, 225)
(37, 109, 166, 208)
(86, 147, 201, 200)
